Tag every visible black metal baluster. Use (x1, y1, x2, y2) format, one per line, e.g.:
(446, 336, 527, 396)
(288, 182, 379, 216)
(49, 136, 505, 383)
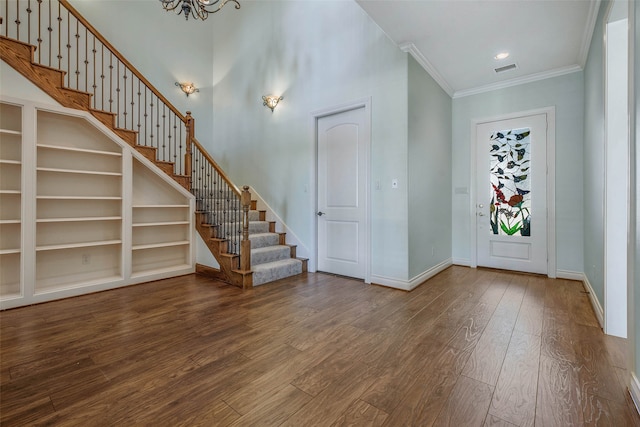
(116, 60, 120, 127)
(122, 66, 127, 129)
(15, 0, 20, 41)
(27, 0, 31, 44)
(36, 0, 41, 62)
(108, 54, 113, 112)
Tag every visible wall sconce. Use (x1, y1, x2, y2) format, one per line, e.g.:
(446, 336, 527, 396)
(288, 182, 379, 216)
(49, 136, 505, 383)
(176, 82, 199, 97)
(262, 95, 282, 112)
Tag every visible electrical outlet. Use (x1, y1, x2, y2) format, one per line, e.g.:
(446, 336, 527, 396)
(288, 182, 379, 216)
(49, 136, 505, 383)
(82, 254, 91, 265)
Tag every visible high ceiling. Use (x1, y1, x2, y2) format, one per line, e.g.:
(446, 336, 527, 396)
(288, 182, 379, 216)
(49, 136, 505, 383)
(356, 0, 601, 97)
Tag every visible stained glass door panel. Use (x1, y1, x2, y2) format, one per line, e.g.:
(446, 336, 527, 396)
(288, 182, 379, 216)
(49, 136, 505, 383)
(476, 113, 548, 274)
(489, 127, 531, 237)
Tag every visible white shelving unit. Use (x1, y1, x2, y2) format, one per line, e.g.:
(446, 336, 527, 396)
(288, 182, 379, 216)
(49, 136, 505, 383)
(131, 159, 192, 278)
(0, 99, 195, 309)
(0, 102, 22, 299)
(35, 110, 124, 293)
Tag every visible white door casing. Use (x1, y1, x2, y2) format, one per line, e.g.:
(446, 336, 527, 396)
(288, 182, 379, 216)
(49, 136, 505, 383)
(316, 106, 368, 279)
(474, 112, 550, 275)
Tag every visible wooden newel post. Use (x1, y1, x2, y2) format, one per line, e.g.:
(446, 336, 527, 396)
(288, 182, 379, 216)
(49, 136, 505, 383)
(240, 185, 252, 271)
(185, 111, 194, 188)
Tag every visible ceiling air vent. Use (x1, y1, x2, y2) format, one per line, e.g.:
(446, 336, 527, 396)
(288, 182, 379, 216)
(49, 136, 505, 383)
(494, 63, 518, 74)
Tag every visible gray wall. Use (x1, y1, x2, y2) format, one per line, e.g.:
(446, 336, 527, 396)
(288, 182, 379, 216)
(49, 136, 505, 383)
(407, 56, 452, 279)
(207, 0, 412, 280)
(451, 73, 585, 274)
(583, 0, 611, 305)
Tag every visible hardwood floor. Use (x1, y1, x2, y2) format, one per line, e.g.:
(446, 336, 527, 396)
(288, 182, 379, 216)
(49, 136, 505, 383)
(1, 266, 639, 426)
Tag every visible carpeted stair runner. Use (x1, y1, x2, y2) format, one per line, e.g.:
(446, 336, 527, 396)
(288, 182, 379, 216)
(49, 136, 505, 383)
(196, 192, 304, 286)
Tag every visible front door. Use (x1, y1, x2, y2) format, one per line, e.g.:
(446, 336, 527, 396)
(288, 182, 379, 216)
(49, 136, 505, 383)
(475, 113, 548, 274)
(317, 107, 368, 279)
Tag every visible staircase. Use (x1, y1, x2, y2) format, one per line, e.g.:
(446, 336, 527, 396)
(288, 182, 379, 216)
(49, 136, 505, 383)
(0, 0, 306, 289)
(195, 194, 305, 287)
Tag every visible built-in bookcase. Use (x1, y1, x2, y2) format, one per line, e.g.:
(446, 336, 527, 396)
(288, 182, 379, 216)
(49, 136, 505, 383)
(0, 99, 194, 309)
(35, 111, 123, 292)
(132, 159, 191, 277)
(0, 102, 22, 299)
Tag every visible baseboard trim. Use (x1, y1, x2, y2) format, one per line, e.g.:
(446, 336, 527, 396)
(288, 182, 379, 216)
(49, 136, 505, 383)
(371, 258, 452, 291)
(630, 373, 640, 416)
(581, 273, 605, 329)
(556, 270, 584, 281)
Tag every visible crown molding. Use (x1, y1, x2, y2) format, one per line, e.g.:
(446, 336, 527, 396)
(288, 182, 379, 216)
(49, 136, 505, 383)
(452, 64, 583, 99)
(578, 0, 601, 67)
(399, 42, 454, 97)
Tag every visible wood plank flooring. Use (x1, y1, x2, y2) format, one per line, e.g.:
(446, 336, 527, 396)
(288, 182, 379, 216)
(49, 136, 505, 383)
(1, 266, 639, 426)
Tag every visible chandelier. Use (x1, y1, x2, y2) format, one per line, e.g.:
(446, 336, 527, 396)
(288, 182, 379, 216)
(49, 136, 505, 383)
(159, 0, 240, 21)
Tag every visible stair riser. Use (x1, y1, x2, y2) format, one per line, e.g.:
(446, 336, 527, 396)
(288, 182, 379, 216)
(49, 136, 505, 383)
(251, 246, 292, 266)
(250, 234, 281, 249)
(252, 260, 303, 286)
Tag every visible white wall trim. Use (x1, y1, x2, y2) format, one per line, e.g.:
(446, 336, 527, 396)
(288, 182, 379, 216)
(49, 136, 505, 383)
(631, 373, 640, 417)
(582, 272, 605, 329)
(399, 42, 454, 97)
(249, 185, 311, 264)
(310, 97, 372, 282)
(453, 65, 582, 99)
(371, 258, 452, 291)
(469, 106, 556, 277)
(556, 270, 585, 281)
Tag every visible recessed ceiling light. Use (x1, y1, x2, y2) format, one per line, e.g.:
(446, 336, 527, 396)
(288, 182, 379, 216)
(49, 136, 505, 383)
(494, 52, 510, 60)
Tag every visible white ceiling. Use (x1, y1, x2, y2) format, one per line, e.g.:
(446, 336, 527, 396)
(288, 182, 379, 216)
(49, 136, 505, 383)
(355, 0, 601, 98)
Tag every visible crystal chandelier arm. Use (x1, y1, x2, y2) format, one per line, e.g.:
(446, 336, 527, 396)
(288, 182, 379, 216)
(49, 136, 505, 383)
(159, 0, 240, 21)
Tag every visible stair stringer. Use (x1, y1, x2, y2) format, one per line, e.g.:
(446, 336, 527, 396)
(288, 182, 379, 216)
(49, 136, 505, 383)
(195, 215, 253, 289)
(0, 36, 190, 190)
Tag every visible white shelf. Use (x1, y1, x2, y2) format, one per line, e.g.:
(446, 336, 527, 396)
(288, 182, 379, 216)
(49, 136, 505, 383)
(37, 167, 122, 177)
(36, 240, 122, 251)
(132, 240, 190, 251)
(132, 221, 189, 227)
(0, 129, 21, 136)
(0, 219, 20, 224)
(37, 143, 122, 157)
(37, 196, 122, 200)
(0, 159, 21, 165)
(0, 249, 20, 255)
(0, 190, 21, 195)
(36, 216, 122, 223)
(133, 204, 190, 208)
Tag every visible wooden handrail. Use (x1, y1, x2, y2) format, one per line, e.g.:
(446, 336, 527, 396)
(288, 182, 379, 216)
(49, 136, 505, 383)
(191, 137, 242, 197)
(59, 0, 186, 123)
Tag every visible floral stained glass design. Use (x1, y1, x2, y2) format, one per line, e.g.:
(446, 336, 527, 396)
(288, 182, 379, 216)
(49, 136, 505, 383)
(489, 128, 531, 236)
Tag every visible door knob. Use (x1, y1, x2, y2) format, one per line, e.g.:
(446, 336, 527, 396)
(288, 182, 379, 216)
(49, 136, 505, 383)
(478, 212, 485, 216)
(478, 204, 484, 208)
(317, 211, 325, 216)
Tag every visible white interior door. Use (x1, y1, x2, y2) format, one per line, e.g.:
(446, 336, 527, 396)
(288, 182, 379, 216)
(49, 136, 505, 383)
(476, 113, 548, 274)
(317, 107, 367, 279)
